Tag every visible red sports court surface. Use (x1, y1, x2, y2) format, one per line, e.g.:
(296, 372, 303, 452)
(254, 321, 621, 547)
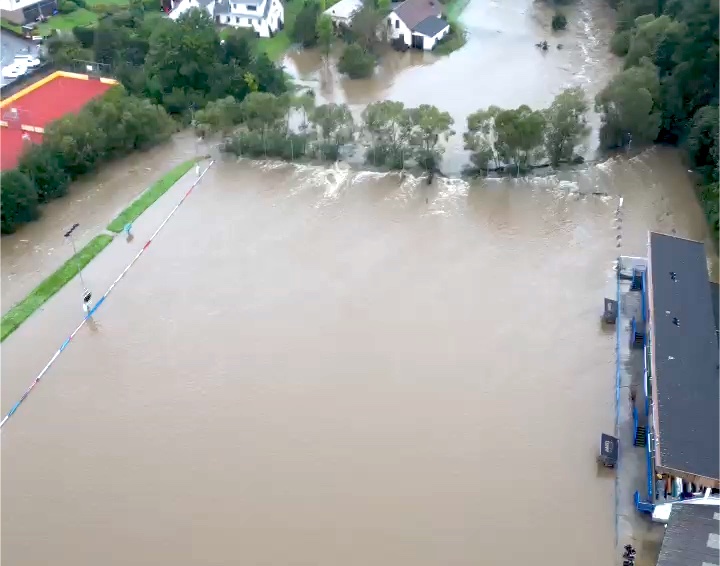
(1, 74, 114, 171)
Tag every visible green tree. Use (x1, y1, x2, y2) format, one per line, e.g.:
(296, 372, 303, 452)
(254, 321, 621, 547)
(310, 103, 354, 159)
(350, 0, 383, 50)
(404, 104, 454, 171)
(338, 44, 376, 78)
(543, 87, 590, 166)
(221, 28, 256, 67)
(144, 9, 222, 112)
(195, 96, 244, 136)
(17, 145, 70, 203)
(362, 100, 406, 166)
(686, 105, 719, 183)
(497, 106, 545, 170)
(624, 14, 685, 69)
(595, 60, 661, 149)
(1, 170, 39, 234)
(551, 12, 567, 31)
(464, 106, 501, 171)
(317, 14, 334, 57)
(292, 0, 321, 47)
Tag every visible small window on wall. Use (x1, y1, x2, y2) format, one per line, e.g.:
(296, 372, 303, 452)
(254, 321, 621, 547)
(247, 4, 256, 9)
(247, 18, 252, 24)
(235, 16, 240, 22)
(394, 19, 399, 28)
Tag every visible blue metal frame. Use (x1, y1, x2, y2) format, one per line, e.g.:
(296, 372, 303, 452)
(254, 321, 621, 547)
(633, 406, 639, 445)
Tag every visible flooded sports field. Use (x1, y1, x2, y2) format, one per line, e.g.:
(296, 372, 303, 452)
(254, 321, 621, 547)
(1, 0, 715, 564)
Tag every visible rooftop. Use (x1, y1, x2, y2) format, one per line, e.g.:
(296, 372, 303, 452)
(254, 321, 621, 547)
(656, 503, 720, 566)
(393, 0, 441, 30)
(323, 0, 362, 20)
(649, 232, 719, 483)
(0, 72, 115, 170)
(413, 14, 448, 36)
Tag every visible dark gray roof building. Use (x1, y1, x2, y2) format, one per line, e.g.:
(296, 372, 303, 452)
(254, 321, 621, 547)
(413, 15, 448, 37)
(648, 232, 720, 486)
(393, 0, 441, 29)
(656, 503, 720, 566)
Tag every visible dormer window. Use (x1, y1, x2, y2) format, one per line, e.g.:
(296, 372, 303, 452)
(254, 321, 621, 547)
(247, 3, 256, 9)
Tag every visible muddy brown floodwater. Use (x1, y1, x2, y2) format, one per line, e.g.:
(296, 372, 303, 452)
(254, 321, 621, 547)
(1, 0, 716, 565)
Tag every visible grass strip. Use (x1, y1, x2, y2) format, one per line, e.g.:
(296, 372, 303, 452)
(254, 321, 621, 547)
(107, 159, 197, 233)
(1, 234, 113, 342)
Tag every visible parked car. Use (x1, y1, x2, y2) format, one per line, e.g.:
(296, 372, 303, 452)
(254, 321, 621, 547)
(2, 64, 27, 79)
(14, 54, 41, 68)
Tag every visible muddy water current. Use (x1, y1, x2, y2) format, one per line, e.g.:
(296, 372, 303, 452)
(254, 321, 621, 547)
(1, 0, 716, 564)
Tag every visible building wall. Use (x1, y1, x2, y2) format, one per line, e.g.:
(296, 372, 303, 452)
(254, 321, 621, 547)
(387, 12, 411, 45)
(0, 0, 36, 14)
(421, 25, 448, 50)
(216, 0, 282, 37)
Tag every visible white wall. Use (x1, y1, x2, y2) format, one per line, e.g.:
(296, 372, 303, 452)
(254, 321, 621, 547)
(0, 0, 37, 13)
(386, 12, 411, 46)
(228, 0, 264, 16)
(217, 0, 282, 37)
(422, 24, 449, 50)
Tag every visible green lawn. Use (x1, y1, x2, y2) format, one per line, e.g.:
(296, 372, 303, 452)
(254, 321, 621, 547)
(0, 19, 23, 35)
(38, 9, 98, 35)
(107, 159, 198, 233)
(445, 0, 470, 22)
(0, 234, 113, 342)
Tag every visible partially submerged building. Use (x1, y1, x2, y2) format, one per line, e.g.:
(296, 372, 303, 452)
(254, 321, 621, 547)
(655, 502, 719, 566)
(632, 232, 719, 512)
(387, 0, 450, 51)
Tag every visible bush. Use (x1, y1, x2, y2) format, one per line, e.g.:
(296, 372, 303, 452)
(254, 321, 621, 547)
(291, 0, 321, 47)
(434, 21, 466, 54)
(72, 25, 95, 48)
(338, 44, 375, 79)
(610, 30, 631, 56)
(58, 0, 79, 13)
(17, 145, 70, 203)
(551, 12, 567, 31)
(1, 171, 39, 234)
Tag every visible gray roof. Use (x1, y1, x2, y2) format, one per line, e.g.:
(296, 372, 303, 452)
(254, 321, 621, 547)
(214, 0, 272, 18)
(656, 503, 720, 566)
(393, 0, 441, 29)
(649, 232, 720, 482)
(711, 282, 718, 333)
(412, 15, 448, 36)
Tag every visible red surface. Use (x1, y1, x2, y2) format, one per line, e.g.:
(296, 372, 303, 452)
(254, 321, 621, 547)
(0, 76, 113, 171)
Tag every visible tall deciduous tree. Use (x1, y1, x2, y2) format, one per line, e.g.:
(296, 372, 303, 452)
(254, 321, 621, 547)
(1, 170, 39, 234)
(404, 104, 454, 171)
(543, 87, 590, 166)
(316, 14, 334, 57)
(595, 59, 661, 149)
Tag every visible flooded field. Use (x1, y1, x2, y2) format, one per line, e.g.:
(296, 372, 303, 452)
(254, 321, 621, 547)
(1, 0, 715, 564)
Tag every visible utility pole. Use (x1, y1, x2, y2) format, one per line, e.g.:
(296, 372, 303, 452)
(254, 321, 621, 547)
(64, 223, 92, 305)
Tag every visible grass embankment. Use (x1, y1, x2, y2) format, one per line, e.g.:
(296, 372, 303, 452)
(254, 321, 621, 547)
(0, 19, 24, 35)
(107, 159, 197, 232)
(1, 158, 198, 341)
(0, 234, 113, 341)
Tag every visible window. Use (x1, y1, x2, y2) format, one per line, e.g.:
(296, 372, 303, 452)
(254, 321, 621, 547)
(247, 18, 252, 24)
(235, 16, 240, 22)
(394, 19, 399, 29)
(247, 4, 256, 10)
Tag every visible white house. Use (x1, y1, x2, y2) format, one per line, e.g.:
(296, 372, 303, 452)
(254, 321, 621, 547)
(168, 0, 284, 38)
(322, 0, 362, 28)
(1, 0, 57, 25)
(386, 0, 449, 51)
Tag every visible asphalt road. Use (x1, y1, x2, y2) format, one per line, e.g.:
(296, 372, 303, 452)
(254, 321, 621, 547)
(0, 31, 38, 88)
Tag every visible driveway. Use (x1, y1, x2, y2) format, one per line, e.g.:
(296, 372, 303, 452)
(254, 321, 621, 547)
(0, 30, 38, 88)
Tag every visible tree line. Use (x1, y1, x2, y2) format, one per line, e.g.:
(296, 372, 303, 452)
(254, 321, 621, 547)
(48, 5, 287, 116)
(196, 87, 592, 174)
(1, 87, 174, 233)
(2, 4, 289, 234)
(601, 0, 718, 238)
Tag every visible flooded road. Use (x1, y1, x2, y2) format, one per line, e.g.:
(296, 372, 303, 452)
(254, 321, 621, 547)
(1, 0, 716, 564)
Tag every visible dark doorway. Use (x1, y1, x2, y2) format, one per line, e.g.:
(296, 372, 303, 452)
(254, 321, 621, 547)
(411, 34, 424, 50)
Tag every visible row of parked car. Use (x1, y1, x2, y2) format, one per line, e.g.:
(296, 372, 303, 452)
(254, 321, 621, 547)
(2, 53, 42, 80)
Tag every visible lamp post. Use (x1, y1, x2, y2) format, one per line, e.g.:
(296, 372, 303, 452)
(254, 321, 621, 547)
(64, 223, 92, 305)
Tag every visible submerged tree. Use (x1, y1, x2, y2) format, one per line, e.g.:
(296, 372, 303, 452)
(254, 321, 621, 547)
(362, 100, 407, 167)
(543, 87, 590, 166)
(310, 103, 355, 159)
(403, 104, 455, 171)
(338, 44, 376, 79)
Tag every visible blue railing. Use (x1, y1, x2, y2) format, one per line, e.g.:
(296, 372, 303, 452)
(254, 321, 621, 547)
(646, 431, 654, 501)
(634, 491, 654, 513)
(641, 269, 647, 322)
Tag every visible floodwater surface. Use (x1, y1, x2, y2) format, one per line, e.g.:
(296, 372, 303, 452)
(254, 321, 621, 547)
(1, 0, 716, 564)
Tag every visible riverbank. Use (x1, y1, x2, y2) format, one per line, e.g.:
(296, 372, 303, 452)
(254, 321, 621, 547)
(0, 157, 199, 342)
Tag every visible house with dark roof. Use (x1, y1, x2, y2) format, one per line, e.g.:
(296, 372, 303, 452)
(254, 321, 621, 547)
(386, 0, 450, 50)
(643, 233, 720, 493)
(168, 0, 284, 38)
